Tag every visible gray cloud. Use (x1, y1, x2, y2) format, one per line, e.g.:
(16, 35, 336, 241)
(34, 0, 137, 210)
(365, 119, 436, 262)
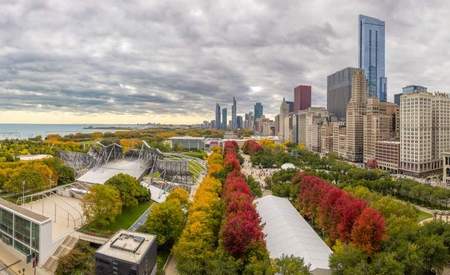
(1, 0, 450, 122)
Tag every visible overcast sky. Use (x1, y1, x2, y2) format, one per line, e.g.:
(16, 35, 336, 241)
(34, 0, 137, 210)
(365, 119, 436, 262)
(0, 0, 449, 124)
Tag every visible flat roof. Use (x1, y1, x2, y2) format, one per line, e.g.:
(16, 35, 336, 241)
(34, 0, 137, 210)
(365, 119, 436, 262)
(0, 198, 50, 224)
(254, 195, 332, 272)
(96, 230, 156, 264)
(168, 136, 205, 140)
(77, 159, 148, 184)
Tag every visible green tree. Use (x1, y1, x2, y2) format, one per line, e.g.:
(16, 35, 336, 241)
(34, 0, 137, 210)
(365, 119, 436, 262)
(368, 252, 404, 275)
(82, 185, 122, 226)
(329, 241, 368, 275)
(56, 241, 95, 275)
(206, 247, 242, 275)
(144, 199, 186, 246)
(105, 173, 150, 208)
(272, 254, 311, 275)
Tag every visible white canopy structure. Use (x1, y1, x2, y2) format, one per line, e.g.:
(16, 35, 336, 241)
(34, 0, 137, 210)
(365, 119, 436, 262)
(254, 195, 332, 275)
(281, 163, 296, 170)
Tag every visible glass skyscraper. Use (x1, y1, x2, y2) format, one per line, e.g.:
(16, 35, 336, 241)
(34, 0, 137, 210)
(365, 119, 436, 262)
(254, 103, 263, 121)
(359, 15, 387, 102)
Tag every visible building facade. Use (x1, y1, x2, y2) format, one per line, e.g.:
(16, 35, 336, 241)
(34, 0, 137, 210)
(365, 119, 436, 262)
(254, 103, 263, 122)
(443, 153, 450, 187)
(294, 85, 312, 112)
(222, 108, 228, 129)
(394, 85, 427, 106)
(363, 98, 398, 163)
(231, 97, 237, 129)
(400, 92, 450, 177)
(215, 104, 221, 129)
(327, 67, 359, 120)
(359, 15, 387, 101)
(346, 69, 368, 162)
(376, 140, 400, 173)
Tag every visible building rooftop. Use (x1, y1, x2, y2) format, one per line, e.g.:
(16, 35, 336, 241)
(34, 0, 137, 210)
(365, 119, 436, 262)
(96, 230, 156, 264)
(0, 198, 50, 224)
(168, 136, 205, 140)
(254, 195, 332, 273)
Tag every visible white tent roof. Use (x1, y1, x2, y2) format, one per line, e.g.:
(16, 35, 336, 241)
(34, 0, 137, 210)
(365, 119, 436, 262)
(281, 163, 296, 170)
(254, 195, 332, 272)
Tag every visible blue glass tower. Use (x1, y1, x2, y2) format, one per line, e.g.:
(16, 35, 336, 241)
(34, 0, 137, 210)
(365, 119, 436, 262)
(254, 102, 263, 121)
(359, 15, 387, 101)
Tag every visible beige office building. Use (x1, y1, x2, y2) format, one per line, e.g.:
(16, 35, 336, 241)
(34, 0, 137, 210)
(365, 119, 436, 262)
(376, 140, 400, 173)
(400, 92, 450, 177)
(345, 69, 367, 162)
(363, 98, 398, 163)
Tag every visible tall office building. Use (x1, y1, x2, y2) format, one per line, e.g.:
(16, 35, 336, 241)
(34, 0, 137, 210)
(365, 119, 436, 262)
(231, 97, 237, 129)
(359, 15, 387, 101)
(327, 67, 359, 120)
(294, 85, 312, 112)
(236, 115, 243, 129)
(400, 92, 450, 177)
(215, 104, 221, 129)
(222, 108, 228, 129)
(394, 85, 427, 105)
(254, 103, 263, 121)
(279, 98, 291, 142)
(346, 69, 368, 162)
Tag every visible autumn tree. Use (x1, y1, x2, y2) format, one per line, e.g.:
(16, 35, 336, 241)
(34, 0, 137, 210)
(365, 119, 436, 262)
(105, 173, 150, 208)
(82, 184, 122, 226)
(272, 254, 311, 275)
(351, 207, 385, 254)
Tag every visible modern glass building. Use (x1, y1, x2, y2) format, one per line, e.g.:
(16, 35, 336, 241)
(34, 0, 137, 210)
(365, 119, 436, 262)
(215, 103, 221, 129)
(222, 108, 228, 129)
(254, 103, 263, 121)
(0, 198, 52, 265)
(359, 15, 387, 101)
(327, 67, 359, 120)
(231, 97, 237, 129)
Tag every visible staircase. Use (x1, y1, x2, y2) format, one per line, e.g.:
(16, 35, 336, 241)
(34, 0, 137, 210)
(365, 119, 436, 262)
(42, 235, 78, 273)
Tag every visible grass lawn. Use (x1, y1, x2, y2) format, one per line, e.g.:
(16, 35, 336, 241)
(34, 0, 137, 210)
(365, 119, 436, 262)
(80, 201, 152, 237)
(417, 210, 433, 222)
(157, 245, 172, 275)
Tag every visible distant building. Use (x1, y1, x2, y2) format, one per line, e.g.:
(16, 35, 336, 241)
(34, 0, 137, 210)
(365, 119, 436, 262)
(279, 98, 293, 142)
(400, 92, 450, 177)
(254, 103, 263, 122)
(222, 108, 228, 129)
(394, 85, 427, 106)
(359, 15, 387, 101)
(236, 115, 243, 129)
(231, 97, 237, 129)
(294, 85, 312, 112)
(95, 230, 157, 275)
(168, 136, 205, 150)
(215, 104, 221, 129)
(443, 153, 450, 187)
(327, 67, 359, 120)
(346, 69, 367, 162)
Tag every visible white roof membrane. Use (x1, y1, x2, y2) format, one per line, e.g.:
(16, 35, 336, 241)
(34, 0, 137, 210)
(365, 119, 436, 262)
(254, 195, 332, 273)
(77, 159, 148, 184)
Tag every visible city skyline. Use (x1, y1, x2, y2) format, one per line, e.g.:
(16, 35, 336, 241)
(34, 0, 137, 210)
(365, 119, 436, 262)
(1, 1, 450, 124)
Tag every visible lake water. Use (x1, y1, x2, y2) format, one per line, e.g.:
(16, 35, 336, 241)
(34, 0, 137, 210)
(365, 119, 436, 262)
(0, 124, 139, 140)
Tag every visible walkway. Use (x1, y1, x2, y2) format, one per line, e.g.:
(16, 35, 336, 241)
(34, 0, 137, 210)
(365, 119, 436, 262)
(241, 154, 279, 189)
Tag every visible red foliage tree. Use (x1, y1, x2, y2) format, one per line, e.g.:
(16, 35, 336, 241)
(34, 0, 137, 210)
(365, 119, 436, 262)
(337, 198, 367, 242)
(222, 210, 264, 257)
(242, 140, 263, 155)
(351, 207, 385, 254)
(225, 192, 255, 215)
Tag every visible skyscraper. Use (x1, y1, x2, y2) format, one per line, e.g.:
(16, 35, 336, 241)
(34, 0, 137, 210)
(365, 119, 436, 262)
(254, 103, 263, 121)
(294, 85, 311, 112)
(346, 69, 368, 162)
(359, 15, 387, 101)
(215, 104, 221, 129)
(231, 97, 237, 129)
(327, 67, 359, 120)
(222, 108, 228, 129)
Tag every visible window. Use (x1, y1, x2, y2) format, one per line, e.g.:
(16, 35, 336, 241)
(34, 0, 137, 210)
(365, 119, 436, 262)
(0, 209, 13, 235)
(14, 215, 31, 245)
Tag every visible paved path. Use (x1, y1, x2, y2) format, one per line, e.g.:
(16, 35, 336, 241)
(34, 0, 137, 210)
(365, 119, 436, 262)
(241, 154, 279, 189)
(164, 256, 178, 275)
(129, 207, 151, 231)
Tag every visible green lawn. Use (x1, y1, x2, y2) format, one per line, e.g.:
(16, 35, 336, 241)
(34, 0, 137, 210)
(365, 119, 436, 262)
(80, 201, 152, 237)
(417, 210, 433, 222)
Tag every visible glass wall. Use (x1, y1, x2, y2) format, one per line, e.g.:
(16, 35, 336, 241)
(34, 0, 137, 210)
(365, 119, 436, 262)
(0, 206, 40, 258)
